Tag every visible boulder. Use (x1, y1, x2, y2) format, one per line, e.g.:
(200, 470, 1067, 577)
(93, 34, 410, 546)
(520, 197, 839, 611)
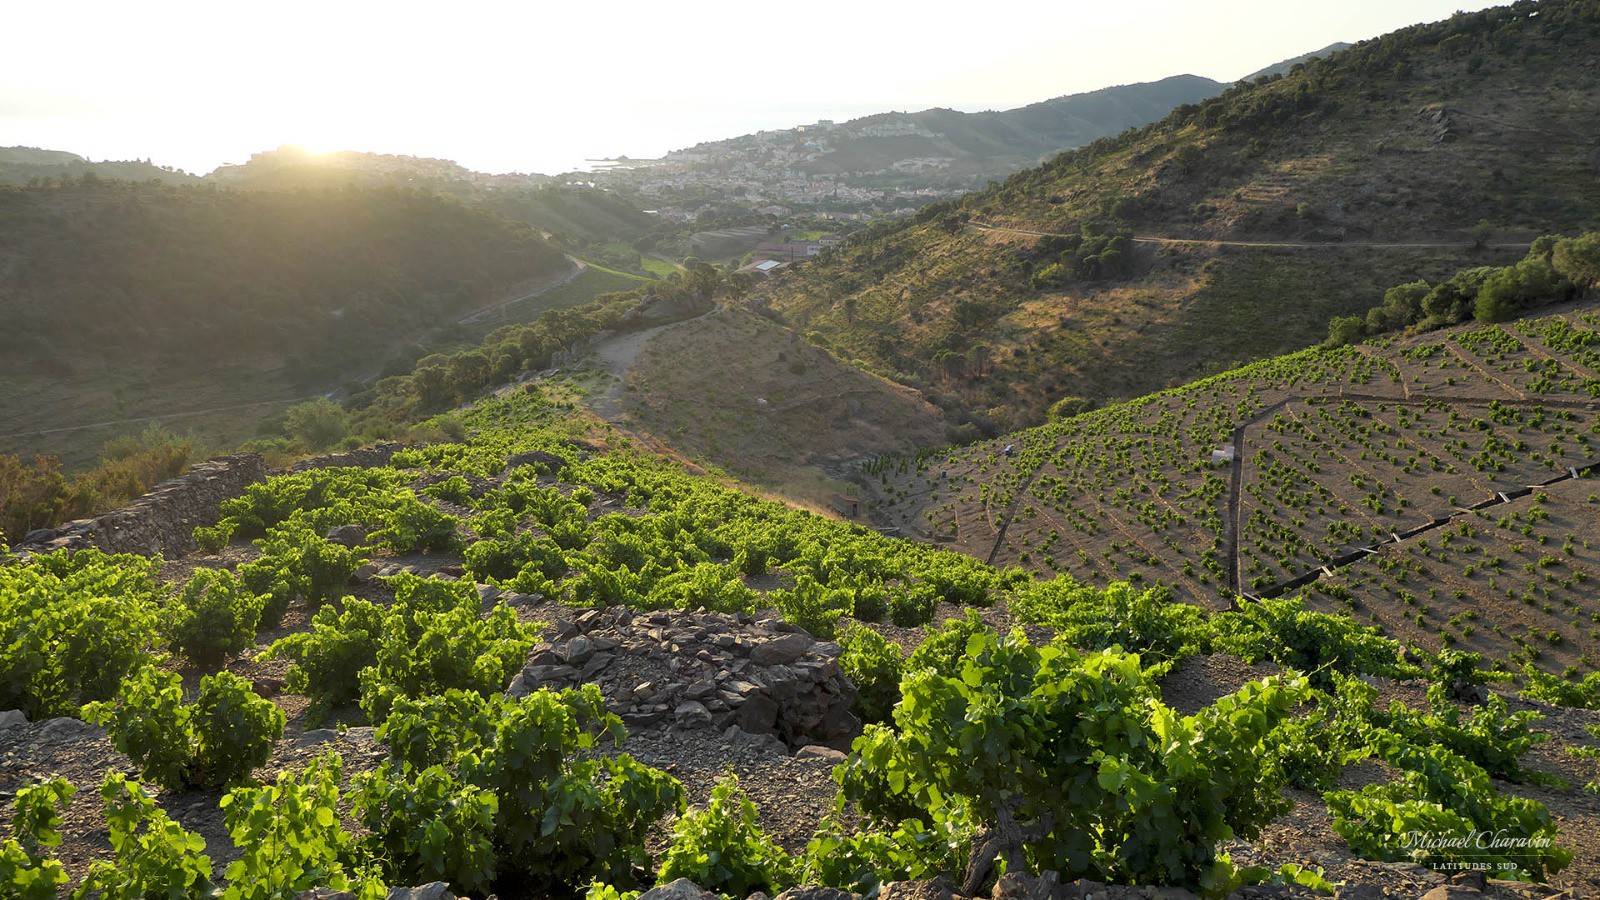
(638, 879, 717, 900)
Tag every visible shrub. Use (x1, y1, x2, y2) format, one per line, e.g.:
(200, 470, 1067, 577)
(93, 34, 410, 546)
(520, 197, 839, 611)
(838, 624, 905, 725)
(0, 548, 163, 718)
(219, 755, 378, 899)
(0, 776, 73, 898)
(887, 582, 937, 627)
(376, 686, 684, 886)
(838, 626, 1307, 893)
(1012, 578, 1210, 661)
(352, 765, 498, 894)
(84, 667, 285, 790)
(77, 774, 214, 898)
(265, 598, 388, 719)
(166, 568, 265, 668)
(657, 776, 797, 897)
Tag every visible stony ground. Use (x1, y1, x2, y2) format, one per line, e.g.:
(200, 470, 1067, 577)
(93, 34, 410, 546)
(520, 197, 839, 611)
(6, 474, 1600, 899)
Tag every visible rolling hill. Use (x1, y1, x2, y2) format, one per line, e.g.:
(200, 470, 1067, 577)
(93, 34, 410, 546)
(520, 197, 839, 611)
(0, 146, 200, 186)
(762, 0, 1600, 433)
(207, 146, 657, 243)
(0, 178, 571, 465)
(782, 74, 1231, 177)
(864, 299, 1600, 676)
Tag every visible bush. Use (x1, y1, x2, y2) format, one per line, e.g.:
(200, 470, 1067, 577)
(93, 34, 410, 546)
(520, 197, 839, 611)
(358, 577, 537, 723)
(772, 575, 853, 639)
(376, 686, 684, 886)
(193, 672, 288, 786)
(249, 524, 367, 612)
(1047, 396, 1098, 421)
(1011, 578, 1210, 661)
(838, 625, 905, 725)
(0, 548, 164, 718)
(657, 776, 796, 897)
(838, 626, 1307, 892)
(83, 667, 285, 790)
(265, 598, 388, 718)
(77, 774, 214, 898)
(282, 399, 351, 451)
(352, 765, 498, 894)
(1211, 597, 1418, 687)
(219, 755, 378, 899)
(887, 582, 937, 627)
(0, 777, 73, 897)
(165, 568, 265, 668)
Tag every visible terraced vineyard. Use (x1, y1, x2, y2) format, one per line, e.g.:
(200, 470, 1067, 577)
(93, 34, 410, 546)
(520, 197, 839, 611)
(870, 303, 1600, 673)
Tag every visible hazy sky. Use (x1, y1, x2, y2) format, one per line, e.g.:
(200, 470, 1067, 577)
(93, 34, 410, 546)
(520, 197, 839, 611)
(5, 0, 1503, 176)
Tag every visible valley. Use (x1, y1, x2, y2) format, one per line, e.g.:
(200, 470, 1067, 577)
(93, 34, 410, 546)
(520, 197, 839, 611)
(10, 3, 1600, 899)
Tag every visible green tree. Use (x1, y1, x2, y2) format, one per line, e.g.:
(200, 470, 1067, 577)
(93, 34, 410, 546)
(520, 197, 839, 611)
(282, 399, 351, 452)
(1552, 232, 1600, 294)
(1325, 315, 1365, 347)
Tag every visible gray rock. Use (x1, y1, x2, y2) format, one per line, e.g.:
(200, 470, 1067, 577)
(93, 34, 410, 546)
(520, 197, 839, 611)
(737, 693, 780, 733)
(638, 878, 716, 900)
(878, 879, 959, 900)
(475, 583, 502, 604)
(580, 652, 613, 679)
(0, 710, 27, 730)
(296, 889, 356, 900)
(794, 745, 846, 764)
(37, 717, 105, 743)
(385, 885, 456, 900)
(623, 710, 666, 728)
(773, 888, 859, 900)
(676, 700, 713, 728)
(991, 872, 1059, 900)
(1417, 889, 1485, 900)
(751, 632, 811, 666)
(1331, 886, 1385, 900)
(526, 664, 581, 683)
(295, 729, 339, 748)
(325, 524, 367, 547)
(569, 634, 601, 662)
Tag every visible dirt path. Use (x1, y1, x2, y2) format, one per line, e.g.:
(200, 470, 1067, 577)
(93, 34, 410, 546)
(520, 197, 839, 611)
(584, 305, 724, 421)
(456, 255, 588, 326)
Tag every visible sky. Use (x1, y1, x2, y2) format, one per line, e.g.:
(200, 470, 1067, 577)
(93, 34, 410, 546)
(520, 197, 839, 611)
(4, 0, 1505, 176)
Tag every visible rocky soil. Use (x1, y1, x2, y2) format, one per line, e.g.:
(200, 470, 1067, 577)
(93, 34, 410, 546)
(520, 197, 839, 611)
(5, 465, 1600, 900)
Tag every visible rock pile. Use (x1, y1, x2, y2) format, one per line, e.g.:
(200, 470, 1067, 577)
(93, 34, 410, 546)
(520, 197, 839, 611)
(507, 607, 860, 750)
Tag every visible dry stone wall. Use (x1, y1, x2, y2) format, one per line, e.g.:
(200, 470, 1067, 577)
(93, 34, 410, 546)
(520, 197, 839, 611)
(13, 453, 267, 558)
(507, 605, 861, 750)
(10, 441, 408, 560)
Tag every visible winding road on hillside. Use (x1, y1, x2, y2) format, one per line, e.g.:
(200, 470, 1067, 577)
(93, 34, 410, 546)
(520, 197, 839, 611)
(966, 220, 1531, 251)
(455, 255, 589, 326)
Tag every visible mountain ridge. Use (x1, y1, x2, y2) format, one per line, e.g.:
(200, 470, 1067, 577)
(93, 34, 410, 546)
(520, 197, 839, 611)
(761, 0, 1600, 432)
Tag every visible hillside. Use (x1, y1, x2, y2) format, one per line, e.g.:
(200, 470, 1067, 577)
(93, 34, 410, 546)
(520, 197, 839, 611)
(1242, 42, 1353, 80)
(865, 300, 1600, 678)
(4, 377, 1597, 897)
(0, 178, 570, 465)
(763, 0, 1600, 431)
(208, 147, 656, 243)
(0, 146, 199, 186)
(793, 74, 1229, 177)
(651, 75, 1225, 189)
(572, 305, 947, 511)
